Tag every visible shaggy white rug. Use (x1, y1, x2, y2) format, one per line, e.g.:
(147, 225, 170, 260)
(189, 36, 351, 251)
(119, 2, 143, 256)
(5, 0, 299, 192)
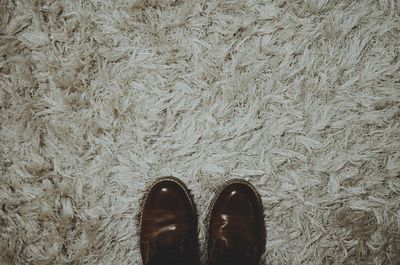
(1, 0, 400, 264)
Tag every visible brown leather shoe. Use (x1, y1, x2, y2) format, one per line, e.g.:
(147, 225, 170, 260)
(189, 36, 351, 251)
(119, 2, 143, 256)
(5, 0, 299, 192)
(207, 179, 266, 265)
(140, 177, 199, 265)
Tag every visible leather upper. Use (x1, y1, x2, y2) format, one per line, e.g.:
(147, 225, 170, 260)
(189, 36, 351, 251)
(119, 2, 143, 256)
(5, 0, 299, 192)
(207, 181, 266, 265)
(140, 178, 198, 265)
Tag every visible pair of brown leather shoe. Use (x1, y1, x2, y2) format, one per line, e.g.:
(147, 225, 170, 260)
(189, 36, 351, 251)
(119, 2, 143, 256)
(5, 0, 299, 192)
(139, 177, 266, 265)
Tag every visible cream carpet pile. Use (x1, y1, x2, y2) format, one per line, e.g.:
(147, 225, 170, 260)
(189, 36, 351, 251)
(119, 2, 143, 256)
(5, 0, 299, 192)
(1, 0, 400, 264)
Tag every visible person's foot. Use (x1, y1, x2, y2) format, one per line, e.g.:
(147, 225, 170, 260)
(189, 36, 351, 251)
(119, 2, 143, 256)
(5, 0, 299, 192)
(140, 177, 198, 265)
(207, 179, 266, 265)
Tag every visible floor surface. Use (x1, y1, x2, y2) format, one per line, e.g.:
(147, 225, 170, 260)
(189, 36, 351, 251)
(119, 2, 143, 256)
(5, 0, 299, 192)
(1, 0, 400, 264)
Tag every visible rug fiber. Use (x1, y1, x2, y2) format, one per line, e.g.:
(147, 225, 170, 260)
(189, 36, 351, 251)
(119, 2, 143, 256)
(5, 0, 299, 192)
(1, 0, 400, 264)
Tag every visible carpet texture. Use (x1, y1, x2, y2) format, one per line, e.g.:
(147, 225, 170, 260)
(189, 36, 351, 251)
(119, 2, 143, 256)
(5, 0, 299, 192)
(1, 0, 400, 264)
